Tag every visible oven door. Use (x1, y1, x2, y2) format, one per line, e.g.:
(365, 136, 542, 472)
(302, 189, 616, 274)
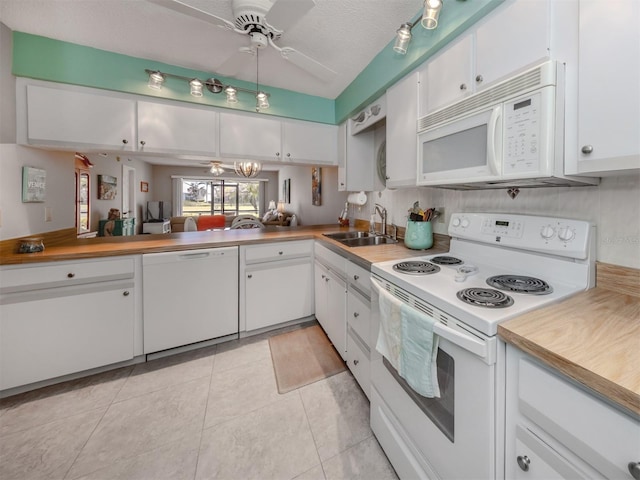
(417, 105, 502, 186)
(370, 280, 497, 480)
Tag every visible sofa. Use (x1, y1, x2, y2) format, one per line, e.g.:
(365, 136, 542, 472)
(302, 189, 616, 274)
(261, 211, 295, 227)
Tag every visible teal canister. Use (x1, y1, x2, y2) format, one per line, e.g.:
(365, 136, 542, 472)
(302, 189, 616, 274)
(404, 220, 433, 250)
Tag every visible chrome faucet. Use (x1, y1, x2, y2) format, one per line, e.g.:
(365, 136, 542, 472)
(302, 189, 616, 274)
(374, 203, 387, 236)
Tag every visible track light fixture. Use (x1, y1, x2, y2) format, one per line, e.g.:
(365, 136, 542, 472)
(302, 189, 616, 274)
(394, 0, 443, 55)
(144, 69, 270, 109)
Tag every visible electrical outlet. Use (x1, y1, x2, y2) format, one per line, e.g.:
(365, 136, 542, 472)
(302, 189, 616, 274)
(437, 207, 445, 223)
(45, 207, 53, 222)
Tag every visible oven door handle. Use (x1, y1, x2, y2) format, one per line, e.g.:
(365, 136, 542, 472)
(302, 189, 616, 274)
(433, 322, 488, 360)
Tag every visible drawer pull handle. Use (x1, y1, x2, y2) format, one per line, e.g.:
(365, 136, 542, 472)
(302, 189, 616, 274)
(353, 312, 360, 318)
(67, 273, 75, 278)
(353, 359, 359, 366)
(122, 139, 128, 144)
(353, 274, 359, 280)
(517, 455, 530, 472)
(140, 140, 146, 146)
(247, 274, 253, 279)
(123, 291, 130, 296)
(629, 462, 640, 480)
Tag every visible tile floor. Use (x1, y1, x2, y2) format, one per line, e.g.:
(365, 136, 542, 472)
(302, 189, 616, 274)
(0, 323, 398, 480)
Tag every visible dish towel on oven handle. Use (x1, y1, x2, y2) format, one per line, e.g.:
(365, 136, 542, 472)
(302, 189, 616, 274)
(399, 303, 441, 398)
(373, 280, 403, 371)
(372, 279, 441, 398)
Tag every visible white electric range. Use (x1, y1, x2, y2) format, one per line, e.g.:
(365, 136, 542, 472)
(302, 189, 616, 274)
(369, 212, 596, 480)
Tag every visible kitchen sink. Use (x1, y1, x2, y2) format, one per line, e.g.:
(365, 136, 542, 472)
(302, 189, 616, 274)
(323, 231, 373, 240)
(323, 231, 397, 247)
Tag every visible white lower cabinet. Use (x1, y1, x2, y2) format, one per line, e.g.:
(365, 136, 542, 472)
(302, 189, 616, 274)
(505, 345, 640, 479)
(0, 258, 137, 391)
(241, 241, 313, 332)
(143, 247, 238, 353)
(314, 261, 347, 359)
(347, 328, 370, 399)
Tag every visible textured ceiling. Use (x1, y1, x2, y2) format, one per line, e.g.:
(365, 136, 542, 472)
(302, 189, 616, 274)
(0, 0, 424, 99)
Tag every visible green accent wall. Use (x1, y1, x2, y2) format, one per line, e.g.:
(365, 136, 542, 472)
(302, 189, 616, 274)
(12, 0, 503, 126)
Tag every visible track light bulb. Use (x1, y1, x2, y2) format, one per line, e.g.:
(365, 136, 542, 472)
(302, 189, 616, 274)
(189, 78, 203, 97)
(394, 23, 413, 54)
(421, 0, 442, 29)
(256, 91, 269, 111)
(225, 86, 238, 104)
(148, 71, 165, 90)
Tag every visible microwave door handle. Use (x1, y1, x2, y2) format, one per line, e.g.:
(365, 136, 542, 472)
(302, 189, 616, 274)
(487, 106, 502, 175)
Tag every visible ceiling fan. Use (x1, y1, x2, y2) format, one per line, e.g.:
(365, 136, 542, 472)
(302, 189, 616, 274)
(201, 161, 230, 175)
(149, 0, 337, 82)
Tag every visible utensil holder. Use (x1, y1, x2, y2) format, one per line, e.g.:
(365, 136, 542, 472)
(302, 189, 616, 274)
(404, 220, 433, 250)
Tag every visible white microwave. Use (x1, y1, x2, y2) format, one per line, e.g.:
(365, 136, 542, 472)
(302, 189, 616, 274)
(416, 61, 598, 189)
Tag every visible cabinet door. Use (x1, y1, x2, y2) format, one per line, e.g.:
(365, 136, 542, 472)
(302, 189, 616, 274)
(245, 260, 313, 331)
(424, 34, 473, 112)
(314, 262, 329, 325)
(325, 268, 347, 359)
(576, 0, 640, 173)
(219, 111, 282, 161)
(386, 70, 418, 188)
(137, 101, 218, 155)
(26, 85, 135, 150)
(1, 285, 134, 390)
(343, 123, 377, 192)
(282, 120, 338, 165)
(337, 123, 347, 191)
(475, 0, 550, 88)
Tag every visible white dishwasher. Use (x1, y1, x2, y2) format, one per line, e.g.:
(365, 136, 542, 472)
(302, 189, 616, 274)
(142, 247, 238, 354)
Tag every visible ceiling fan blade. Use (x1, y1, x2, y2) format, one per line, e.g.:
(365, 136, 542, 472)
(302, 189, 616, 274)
(148, 0, 236, 31)
(279, 47, 337, 82)
(264, 0, 315, 32)
(216, 48, 255, 76)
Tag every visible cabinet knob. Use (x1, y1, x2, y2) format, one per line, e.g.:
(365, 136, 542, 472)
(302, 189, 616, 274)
(321, 274, 326, 279)
(278, 251, 283, 255)
(629, 462, 640, 480)
(325, 277, 329, 282)
(140, 140, 146, 146)
(353, 359, 359, 366)
(581, 145, 594, 154)
(385, 176, 390, 180)
(247, 274, 253, 279)
(286, 153, 291, 158)
(460, 83, 467, 90)
(67, 273, 75, 278)
(353, 274, 359, 280)
(276, 152, 280, 157)
(340, 182, 345, 186)
(122, 139, 128, 144)
(475, 74, 483, 83)
(516, 455, 530, 472)
(353, 312, 360, 318)
(123, 290, 130, 296)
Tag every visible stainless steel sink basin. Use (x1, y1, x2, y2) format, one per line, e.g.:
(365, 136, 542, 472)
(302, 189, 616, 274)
(323, 231, 372, 240)
(340, 235, 398, 247)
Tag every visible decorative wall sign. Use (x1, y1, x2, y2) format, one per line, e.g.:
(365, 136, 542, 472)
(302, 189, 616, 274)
(140, 181, 149, 193)
(22, 166, 46, 203)
(98, 174, 118, 200)
(312, 167, 321, 206)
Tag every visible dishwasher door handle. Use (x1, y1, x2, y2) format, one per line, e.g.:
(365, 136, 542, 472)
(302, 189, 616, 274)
(178, 252, 210, 260)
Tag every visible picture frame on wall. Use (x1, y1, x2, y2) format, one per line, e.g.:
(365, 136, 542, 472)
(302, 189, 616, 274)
(140, 181, 149, 193)
(22, 166, 46, 203)
(283, 178, 291, 204)
(98, 174, 118, 200)
(312, 167, 321, 206)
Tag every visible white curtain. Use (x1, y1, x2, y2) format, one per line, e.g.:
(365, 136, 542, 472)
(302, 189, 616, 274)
(172, 177, 183, 217)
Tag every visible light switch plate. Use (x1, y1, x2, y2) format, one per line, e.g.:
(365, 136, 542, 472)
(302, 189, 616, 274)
(45, 207, 53, 222)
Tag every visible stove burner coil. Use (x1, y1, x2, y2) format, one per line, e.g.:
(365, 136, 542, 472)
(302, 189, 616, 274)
(429, 256, 463, 266)
(456, 288, 514, 308)
(486, 275, 552, 295)
(393, 261, 441, 275)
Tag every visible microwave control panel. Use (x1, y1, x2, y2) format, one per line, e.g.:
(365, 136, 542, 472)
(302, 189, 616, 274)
(504, 92, 542, 174)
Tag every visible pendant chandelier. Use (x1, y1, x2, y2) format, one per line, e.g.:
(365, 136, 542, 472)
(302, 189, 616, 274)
(234, 161, 262, 178)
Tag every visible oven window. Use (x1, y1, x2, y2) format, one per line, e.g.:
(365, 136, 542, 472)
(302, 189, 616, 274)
(383, 348, 455, 442)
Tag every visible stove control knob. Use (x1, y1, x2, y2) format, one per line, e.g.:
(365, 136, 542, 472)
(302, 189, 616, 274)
(451, 217, 461, 227)
(540, 225, 556, 239)
(461, 218, 470, 228)
(558, 226, 575, 242)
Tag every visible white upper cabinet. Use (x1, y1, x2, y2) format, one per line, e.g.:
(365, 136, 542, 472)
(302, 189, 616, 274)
(281, 119, 338, 165)
(137, 101, 218, 156)
(386, 70, 419, 188)
(219, 111, 282, 161)
(337, 121, 380, 192)
(422, 0, 550, 115)
(25, 84, 136, 151)
(573, 0, 640, 174)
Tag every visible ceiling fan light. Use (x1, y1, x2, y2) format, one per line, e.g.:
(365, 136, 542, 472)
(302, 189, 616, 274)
(234, 161, 262, 178)
(190, 78, 203, 97)
(256, 91, 269, 111)
(225, 86, 238, 104)
(148, 71, 165, 90)
(209, 162, 225, 175)
(394, 23, 413, 54)
(421, 0, 442, 29)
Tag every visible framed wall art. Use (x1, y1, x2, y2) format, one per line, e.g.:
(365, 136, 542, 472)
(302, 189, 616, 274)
(22, 166, 46, 203)
(140, 181, 149, 193)
(282, 178, 291, 204)
(312, 167, 321, 206)
(98, 174, 118, 200)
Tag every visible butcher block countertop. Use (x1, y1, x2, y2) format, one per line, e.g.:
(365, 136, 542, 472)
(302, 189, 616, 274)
(499, 263, 640, 417)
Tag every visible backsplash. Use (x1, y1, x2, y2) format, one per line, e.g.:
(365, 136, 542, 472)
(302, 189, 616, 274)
(353, 174, 640, 269)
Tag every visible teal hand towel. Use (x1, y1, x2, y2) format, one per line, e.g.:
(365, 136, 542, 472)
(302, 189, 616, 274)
(399, 303, 440, 398)
(372, 280, 403, 371)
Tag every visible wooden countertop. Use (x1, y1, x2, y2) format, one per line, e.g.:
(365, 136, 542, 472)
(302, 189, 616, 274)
(499, 263, 640, 417)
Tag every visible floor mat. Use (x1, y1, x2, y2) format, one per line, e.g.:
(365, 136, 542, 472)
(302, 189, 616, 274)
(269, 325, 346, 394)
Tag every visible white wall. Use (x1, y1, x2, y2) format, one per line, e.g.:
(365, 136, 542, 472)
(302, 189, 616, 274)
(277, 165, 348, 225)
(354, 175, 640, 268)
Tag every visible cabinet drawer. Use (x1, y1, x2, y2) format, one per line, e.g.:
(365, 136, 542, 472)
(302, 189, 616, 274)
(314, 242, 346, 276)
(347, 261, 371, 296)
(1, 257, 135, 293)
(347, 288, 371, 348)
(347, 329, 370, 399)
(518, 357, 640, 479)
(244, 240, 312, 264)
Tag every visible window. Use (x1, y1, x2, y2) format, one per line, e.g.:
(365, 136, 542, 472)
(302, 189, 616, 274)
(179, 179, 261, 217)
(75, 168, 90, 235)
